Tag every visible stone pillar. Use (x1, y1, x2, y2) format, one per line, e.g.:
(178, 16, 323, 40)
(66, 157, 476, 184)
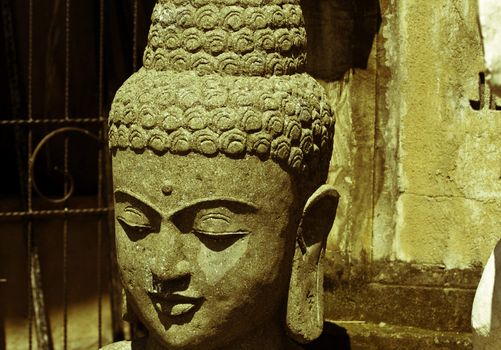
(471, 1, 501, 349)
(316, 0, 501, 348)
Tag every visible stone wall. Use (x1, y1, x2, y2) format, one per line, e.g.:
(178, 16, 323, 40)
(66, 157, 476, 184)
(308, 0, 501, 348)
(374, 0, 500, 268)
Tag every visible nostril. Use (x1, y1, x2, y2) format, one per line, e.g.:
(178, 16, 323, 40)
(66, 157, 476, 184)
(152, 273, 191, 294)
(149, 259, 193, 293)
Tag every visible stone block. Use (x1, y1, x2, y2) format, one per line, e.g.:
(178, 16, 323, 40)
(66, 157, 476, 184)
(336, 321, 472, 350)
(325, 261, 481, 332)
(396, 194, 501, 268)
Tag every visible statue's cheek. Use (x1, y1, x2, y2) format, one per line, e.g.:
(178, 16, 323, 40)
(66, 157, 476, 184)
(196, 237, 249, 286)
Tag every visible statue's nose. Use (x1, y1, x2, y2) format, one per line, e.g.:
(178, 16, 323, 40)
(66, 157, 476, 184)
(151, 260, 191, 293)
(148, 222, 192, 290)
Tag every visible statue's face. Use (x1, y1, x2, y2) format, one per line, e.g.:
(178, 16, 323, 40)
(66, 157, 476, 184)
(112, 150, 300, 349)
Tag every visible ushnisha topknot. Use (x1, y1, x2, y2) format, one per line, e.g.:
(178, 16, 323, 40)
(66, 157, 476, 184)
(143, 0, 306, 76)
(109, 0, 335, 181)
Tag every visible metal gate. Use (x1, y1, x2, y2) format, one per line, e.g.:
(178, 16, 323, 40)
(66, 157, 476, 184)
(0, 0, 152, 349)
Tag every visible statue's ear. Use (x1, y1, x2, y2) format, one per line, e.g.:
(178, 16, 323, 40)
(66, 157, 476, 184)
(285, 184, 339, 344)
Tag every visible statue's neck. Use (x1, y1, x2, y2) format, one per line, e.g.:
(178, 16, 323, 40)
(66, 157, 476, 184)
(144, 318, 303, 350)
(218, 320, 303, 350)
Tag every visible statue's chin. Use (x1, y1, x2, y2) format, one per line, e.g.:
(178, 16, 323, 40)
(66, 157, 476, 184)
(141, 321, 297, 350)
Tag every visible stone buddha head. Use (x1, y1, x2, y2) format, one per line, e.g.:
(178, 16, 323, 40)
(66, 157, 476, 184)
(107, 1, 338, 349)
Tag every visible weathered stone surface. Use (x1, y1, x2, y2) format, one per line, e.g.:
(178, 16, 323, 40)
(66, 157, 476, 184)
(105, 0, 337, 349)
(396, 195, 501, 267)
(335, 321, 472, 350)
(318, 0, 501, 346)
(374, 0, 501, 267)
(472, 4, 501, 349)
(322, 0, 501, 275)
(324, 49, 377, 265)
(309, 1, 501, 348)
(325, 260, 480, 333)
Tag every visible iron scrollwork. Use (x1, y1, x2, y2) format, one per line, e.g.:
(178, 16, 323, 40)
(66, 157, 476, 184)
(29, 126, 103, 204)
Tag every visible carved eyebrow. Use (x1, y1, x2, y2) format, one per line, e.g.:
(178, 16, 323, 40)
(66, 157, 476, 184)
(114, 190, 258, 217)
(170, 198, 259, 218)
(114, 189, 162, 216)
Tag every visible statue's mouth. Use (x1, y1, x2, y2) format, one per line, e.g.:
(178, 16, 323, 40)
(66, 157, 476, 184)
(148, 292, 204, 317)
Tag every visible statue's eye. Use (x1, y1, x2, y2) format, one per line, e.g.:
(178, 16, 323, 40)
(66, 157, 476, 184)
(192, 212, 249, 240)
(171, 201, 254, 250)
(194, 213, 229, 233)
(117, 207, 153, 238)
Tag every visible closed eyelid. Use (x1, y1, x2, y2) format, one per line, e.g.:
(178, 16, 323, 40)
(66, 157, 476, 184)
(192, 207, 252, 238)
(118, 207, 151, 226)
(199, 213, 230, 223)
(172, 200, 255, 236)
(194, 212, 232, 233)
(114, 190, 161, 233)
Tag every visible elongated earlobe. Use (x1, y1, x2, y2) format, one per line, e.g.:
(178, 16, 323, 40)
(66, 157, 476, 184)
(286, 185, 339, 344)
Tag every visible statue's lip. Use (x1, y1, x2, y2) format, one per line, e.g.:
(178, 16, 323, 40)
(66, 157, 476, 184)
(148, 292, 202, 302)
(148, 292, 204, 317)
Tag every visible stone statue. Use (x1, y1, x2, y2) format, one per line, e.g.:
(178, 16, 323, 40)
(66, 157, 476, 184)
(104, 0, 338, 349)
